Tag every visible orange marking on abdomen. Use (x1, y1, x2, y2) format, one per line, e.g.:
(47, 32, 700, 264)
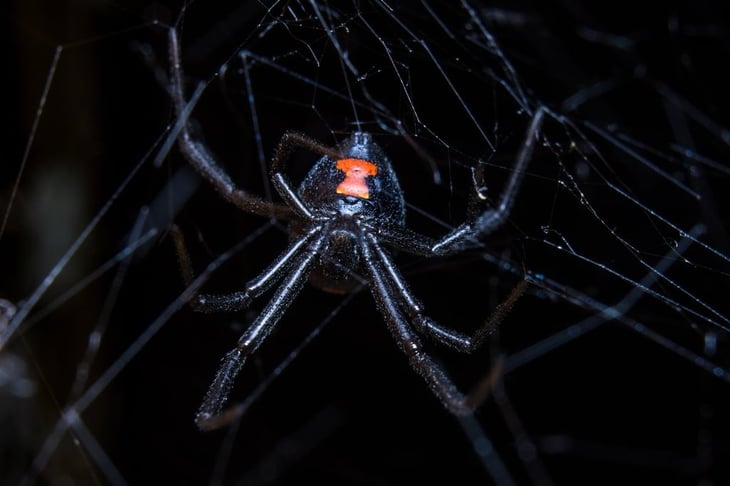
(335, 158, 378, 199)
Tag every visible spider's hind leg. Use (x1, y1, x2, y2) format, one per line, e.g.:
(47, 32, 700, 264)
(170, 225, 251, 312)
(371, 271, 504, 415)
(170, 224, 322, 313)
(365, 232, 527, 353)
(361, 232, 504, 415)
(192, 227, 327, 430)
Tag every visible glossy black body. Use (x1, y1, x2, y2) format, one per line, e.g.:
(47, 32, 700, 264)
(298, 132, 406, 223)
(170, 24, 543, 426)
(295, 132, 406, 293)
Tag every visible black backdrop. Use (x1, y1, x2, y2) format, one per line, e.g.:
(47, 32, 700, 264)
(2, 1, 730, 484)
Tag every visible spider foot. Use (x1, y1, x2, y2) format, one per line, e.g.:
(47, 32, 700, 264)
(190, 291, 252, 313)
(432, 225, 475, 256)
(443, 354, 505, 416)
(195, 348, 246, 430)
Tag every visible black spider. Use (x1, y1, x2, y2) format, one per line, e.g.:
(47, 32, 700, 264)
(168, 28, 545, 430)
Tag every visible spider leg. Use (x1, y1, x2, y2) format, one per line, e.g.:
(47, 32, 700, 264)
(372, 225, 438, 257)
(171, 225, 321, 312)
(374, 110, 545, 258)
(268, 132, 343, 220)
(433, 107, 547, 256)
(196, 228, 327, 430)
(364, 232, 527, 352)
(360, 232, 502, 415)
(168, 27, 293, 220)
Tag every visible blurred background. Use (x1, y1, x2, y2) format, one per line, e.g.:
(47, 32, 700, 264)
(2, 1, 729, 484)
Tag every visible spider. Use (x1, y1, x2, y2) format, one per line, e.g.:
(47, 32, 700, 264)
(167, 28, 545, 430)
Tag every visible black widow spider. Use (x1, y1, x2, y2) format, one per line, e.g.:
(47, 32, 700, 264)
(167, 28, 545, 430)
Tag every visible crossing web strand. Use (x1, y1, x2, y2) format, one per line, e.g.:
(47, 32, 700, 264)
(2, 1, 729, 484)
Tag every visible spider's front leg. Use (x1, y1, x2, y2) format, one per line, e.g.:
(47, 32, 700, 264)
(433, 107, 547, 256)
(267, 131, 343, 220)
(167, 27, 292, 220)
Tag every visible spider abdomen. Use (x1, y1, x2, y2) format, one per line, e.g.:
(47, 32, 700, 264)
(297, 132, 406, 227)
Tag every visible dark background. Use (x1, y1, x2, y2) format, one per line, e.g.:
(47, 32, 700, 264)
(2, 1, 729, 484)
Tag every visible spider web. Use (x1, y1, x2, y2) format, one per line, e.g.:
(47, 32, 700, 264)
(2, 1, 729, 484)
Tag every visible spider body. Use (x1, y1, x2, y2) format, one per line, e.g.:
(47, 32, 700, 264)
(298, 131, 405, 221)
(168, 27, 544, 429)
(293, 132, 405, 294)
